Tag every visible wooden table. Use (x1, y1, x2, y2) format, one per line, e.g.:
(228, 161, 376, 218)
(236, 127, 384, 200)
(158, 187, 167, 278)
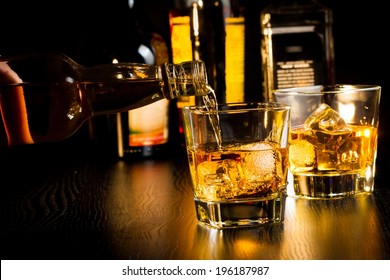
(1, 139, 390, 260)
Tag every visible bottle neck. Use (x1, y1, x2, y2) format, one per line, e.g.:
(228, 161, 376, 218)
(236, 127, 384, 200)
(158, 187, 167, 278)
(81, 60, 210, 115)
(162, 60, 210, 100)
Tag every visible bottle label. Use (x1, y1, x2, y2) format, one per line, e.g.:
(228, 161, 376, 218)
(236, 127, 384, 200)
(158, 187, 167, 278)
(270, 25, 324, 89)
(170, 16, 193, 63)
(225, 16, 245, 103)
(275, 59, 316, 88)
(128, 99, 169, 146)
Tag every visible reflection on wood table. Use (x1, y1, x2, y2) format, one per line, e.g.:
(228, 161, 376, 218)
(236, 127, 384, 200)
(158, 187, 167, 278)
(1, 142, 390, 260)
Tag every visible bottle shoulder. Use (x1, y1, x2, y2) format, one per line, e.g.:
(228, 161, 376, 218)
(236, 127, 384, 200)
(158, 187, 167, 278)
(261, 0, 332, 16)
(0, 52, 82, 84)
(261, 0, 333, 28)
(83, 63, 160, 82)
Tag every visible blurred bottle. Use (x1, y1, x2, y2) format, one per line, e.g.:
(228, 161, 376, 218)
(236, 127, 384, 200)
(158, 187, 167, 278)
(260, 0, 335, 101)
(223, 0, 246, 103)
(79, 0, 157, 158)
(191, 0, 226, 104)
(169, 0, 196, 106)
(169, 0, 196, 147)
(170, 0, 246, 104)
(169, 0, 246, 147)
(116, 0, 173, 160)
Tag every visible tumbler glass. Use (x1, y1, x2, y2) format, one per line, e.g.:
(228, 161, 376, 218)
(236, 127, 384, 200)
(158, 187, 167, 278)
(274, 85, 381, 199)
(182, 102, 291, 228)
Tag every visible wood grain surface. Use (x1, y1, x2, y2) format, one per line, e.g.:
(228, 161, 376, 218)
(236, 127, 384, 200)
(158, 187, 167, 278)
(1, 142, 390, 260)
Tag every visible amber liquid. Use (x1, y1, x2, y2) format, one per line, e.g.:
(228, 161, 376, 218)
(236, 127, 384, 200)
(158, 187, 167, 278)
(183, 91, 288, 227)
(289, 125, 377, 176)
(0, 80, 163, 145)
(288, 124, 378, 198)
(187, 142, 288, 201)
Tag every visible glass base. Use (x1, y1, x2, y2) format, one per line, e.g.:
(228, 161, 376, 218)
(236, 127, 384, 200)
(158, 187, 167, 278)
(194, 191, 286, 229)
(290, 173, 374, 199)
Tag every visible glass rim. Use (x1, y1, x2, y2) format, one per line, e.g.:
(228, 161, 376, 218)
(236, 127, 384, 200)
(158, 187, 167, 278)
(273, 84, 381, 96)
(182, 102, 291, 113)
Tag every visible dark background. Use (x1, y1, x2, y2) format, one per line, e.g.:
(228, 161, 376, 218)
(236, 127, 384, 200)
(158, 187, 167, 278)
(0, 0, 388, 184)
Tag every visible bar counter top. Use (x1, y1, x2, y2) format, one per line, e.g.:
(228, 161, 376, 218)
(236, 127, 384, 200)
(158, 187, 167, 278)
(1, 139, 390, 260)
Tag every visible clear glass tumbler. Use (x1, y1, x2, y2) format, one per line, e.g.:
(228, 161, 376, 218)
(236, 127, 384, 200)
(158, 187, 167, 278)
(182, 102, 291, 228)
(274, 85, 381, 199)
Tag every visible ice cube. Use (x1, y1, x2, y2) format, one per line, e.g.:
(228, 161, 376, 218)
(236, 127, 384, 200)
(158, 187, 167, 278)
(289, 139, 316, 172)
(304, 103, 352, 146)
(198, 160, 234, 186)
(197, 159, 243, 199)
(305, 103, 348, 132)
(239, 142, 279, 178)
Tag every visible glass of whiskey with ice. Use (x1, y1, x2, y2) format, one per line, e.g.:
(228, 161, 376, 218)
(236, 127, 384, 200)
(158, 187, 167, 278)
(181, 102, 291, 228)
(273, 85, 381, 199)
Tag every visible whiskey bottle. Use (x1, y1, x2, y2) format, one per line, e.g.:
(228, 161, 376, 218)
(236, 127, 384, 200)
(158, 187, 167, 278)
(0, 52, 209, 146)
(171, 0, 246, 104)
(260, 0, 335, 101)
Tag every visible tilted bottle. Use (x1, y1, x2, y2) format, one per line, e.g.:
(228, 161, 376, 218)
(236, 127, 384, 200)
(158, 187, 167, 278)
(260, 0, 335, 101)
(0, 52, 209, 146)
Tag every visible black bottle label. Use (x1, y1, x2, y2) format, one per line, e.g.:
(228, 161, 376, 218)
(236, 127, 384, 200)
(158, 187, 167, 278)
(271, 26, 324, 89)
(261, 0, 335, 101)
